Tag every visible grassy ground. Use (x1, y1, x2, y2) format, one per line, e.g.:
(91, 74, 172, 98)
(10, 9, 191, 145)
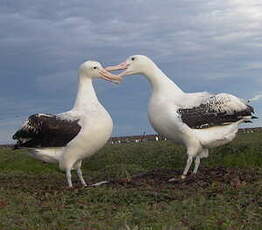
(0, 132, 261, 230)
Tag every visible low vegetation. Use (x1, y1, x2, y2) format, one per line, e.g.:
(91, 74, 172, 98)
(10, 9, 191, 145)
(0, 132, 261, 230)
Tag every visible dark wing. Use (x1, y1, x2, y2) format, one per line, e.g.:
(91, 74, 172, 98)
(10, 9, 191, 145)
(13, 113, 81, 148)
(178, 94, 256, 129)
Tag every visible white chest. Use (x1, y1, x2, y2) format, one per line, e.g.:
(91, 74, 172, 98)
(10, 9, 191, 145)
(148, 96, 190, 144)
(65, 106, 113, 157)
(81, 106, 113, 139)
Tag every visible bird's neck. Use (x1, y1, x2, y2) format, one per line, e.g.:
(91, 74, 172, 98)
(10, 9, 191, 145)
(73, 76, 100, 110)
(144, 63, 184, 96)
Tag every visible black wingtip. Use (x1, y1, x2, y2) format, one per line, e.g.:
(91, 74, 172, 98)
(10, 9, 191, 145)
(247, 104, 255, 113)
(251, 116, 258, 119)
(12, 129, 22, 140)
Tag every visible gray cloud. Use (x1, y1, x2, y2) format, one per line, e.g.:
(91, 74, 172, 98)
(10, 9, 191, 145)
(0, 0, 261, 143)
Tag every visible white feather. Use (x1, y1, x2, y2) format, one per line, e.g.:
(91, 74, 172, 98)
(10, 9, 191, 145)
(120, 55, 256, 179)
(14, 61, 114, 187)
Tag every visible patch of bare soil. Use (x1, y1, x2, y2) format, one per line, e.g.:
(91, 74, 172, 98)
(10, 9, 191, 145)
(110, 167, 260, 189)
(1, 167, 260, 197)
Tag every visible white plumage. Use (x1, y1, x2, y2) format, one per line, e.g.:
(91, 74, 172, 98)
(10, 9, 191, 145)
(107, 55, 256, 179)
(13, 61, 122, 187)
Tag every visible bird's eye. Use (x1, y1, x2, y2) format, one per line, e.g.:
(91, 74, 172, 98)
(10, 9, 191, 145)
(131, 57, 135, 61)
(93, 66, 97, 69)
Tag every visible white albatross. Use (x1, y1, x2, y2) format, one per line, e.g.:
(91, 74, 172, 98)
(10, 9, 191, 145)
(13, 60, 122, 187)
(106, 55, 257, 179)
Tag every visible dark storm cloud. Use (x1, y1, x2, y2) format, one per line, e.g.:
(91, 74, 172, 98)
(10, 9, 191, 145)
(0, 0, 261, 143)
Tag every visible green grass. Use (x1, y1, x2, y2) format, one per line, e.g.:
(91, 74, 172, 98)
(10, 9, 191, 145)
(0, 132, 261, 230)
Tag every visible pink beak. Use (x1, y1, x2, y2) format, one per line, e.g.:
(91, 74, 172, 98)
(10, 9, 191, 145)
(104, 61, 131, 80)
(105, 61, 129, 72)
(99, 68, 123, 83)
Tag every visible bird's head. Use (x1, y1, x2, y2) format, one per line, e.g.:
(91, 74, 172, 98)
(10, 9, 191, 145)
(79, 61, 122, 83)
(105, 55, 155, 78)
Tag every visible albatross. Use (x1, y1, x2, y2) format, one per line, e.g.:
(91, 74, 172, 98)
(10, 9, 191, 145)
(13, 60, 122, 187)
(106, 55, 257, 179)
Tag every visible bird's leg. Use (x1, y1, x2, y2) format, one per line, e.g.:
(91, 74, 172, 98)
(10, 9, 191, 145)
(77, 168, 87, 187)
(181, 155, 193, 179)
(66, 169, 73, 188)
(193, 156, 200, 174)
(168, 153, 194, 182)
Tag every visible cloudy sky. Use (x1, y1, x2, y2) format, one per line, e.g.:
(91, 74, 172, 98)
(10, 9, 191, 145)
(0, 0, 261, 144)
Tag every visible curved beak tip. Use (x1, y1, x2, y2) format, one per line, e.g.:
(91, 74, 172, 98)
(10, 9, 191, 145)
(99, 69, 123, 84)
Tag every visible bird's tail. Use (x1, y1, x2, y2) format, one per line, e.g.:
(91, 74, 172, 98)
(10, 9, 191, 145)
(29, 148, 64, 163)
(193, 121, 241, 148)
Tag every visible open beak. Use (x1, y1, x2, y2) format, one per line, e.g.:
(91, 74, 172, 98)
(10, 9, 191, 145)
(99, 68, 123, 84)
(105, 61, 133, 79)
(105, 61, 129, 72)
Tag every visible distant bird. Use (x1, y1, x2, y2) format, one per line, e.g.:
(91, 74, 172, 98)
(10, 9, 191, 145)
(106, 55, 257, 180)
(13, 61, 122, 187)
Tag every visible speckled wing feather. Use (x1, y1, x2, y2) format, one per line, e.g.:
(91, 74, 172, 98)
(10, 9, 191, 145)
(178, 94, 255, 129)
